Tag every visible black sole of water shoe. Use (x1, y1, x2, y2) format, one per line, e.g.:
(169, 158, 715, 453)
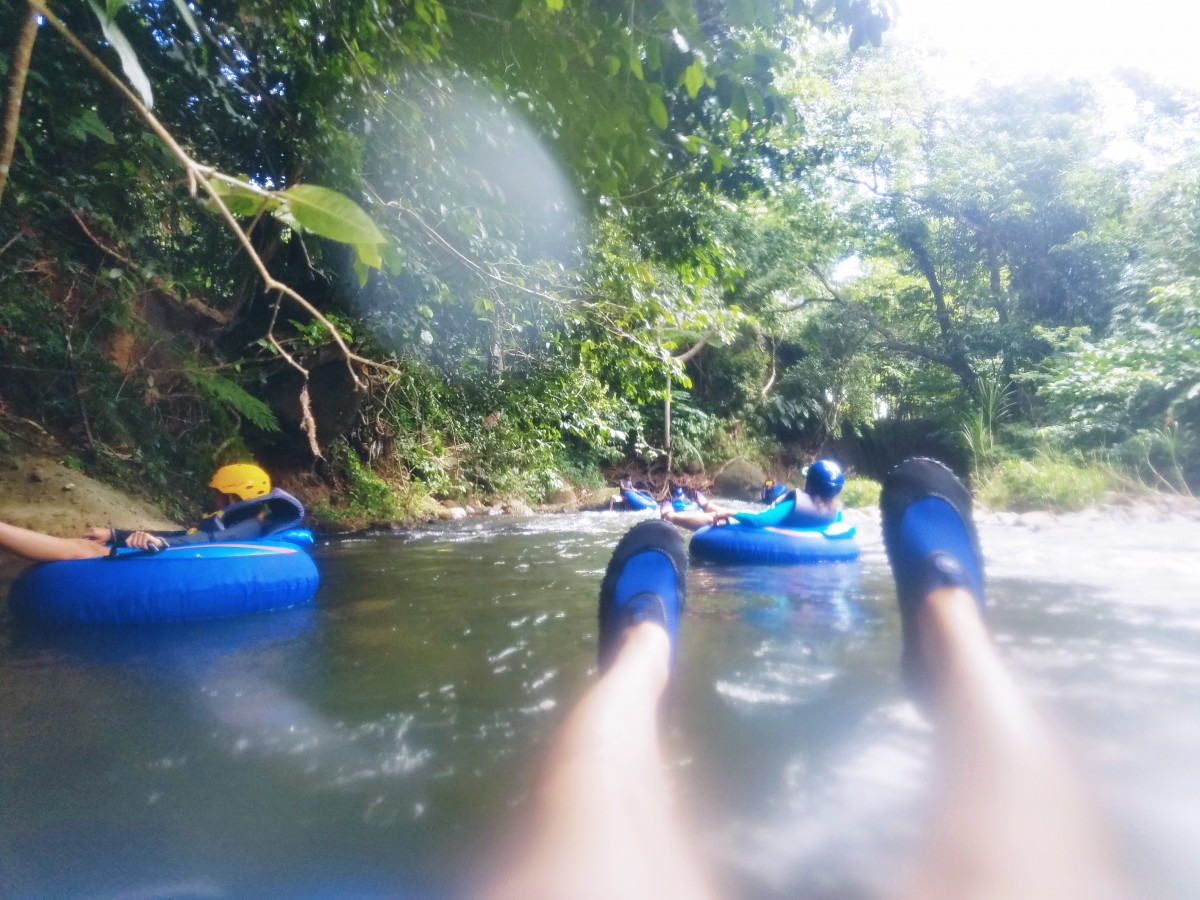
(597, 520, 687, 670)
(881, 457, 982, 581)
(881, 458, 986, 705)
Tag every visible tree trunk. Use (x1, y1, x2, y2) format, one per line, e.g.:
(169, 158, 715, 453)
(664, 376, 672, 481)
(0, 5, 39, 206)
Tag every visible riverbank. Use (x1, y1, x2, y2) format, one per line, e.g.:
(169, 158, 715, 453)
(0, 451, 182, 537)
(2, 449, 1197, 544)
(0, 448, 618, 539)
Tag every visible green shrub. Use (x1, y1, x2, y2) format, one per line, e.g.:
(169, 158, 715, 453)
(839, 476, 881, 509)
(975, 455, 1117, 511)
(556, 453, 608, 492)
(313, 440, 409, 527)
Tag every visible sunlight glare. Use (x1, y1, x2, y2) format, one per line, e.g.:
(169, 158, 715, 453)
(892, 0, 1199, 89)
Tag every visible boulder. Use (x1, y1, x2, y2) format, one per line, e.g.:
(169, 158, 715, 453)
(711, 457, 767, 502)
(580, 488, 618, 512)
(506, 500, 534, 517)
(545, 487, 576, 506)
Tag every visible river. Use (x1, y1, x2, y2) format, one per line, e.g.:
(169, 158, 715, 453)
(2, 504, 1199, 898)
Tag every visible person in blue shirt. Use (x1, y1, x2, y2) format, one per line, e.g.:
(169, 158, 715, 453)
(660, 459, 846, 532)
(0, 463, 303, 560)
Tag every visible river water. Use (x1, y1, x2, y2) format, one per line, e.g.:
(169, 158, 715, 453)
(2, 505, 1199, 898)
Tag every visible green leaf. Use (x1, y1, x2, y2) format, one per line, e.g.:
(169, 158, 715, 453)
(646, 39, 662, 72)
(279, 184, 387, 248)
(354, 241, 383, 271)
(546, 0, 564, 10)
(352, 257, 371, 287)
(184, 367, 280, 432)
(607, 55, 621, 77)
(683, 59, 704, 98)
(455, 209, 477, 235)
(89, 2, 154, 109)
(725, 0, 758, 27)
(380, 241, 406, 274)
(68, 109, 116, 145)
(648, 93, 669, 130)
(628, 47, 644, 80)
(209, 179, 275, 217)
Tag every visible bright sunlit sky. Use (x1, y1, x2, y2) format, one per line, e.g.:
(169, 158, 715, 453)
(890, 0, 1199, 90)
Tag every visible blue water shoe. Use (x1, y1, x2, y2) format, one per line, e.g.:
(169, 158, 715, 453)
(881, 458, 985, 700)
(598, 520, 687, 671)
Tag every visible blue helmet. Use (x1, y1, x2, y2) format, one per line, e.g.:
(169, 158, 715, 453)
(804, 459, 845, 500)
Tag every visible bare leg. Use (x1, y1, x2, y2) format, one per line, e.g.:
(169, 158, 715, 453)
(905, 587, 1120, 900)
(0, 521, 108, 561)
(484, 520, 717, 900)
(484, 624, 717, 900)
(659, 509, 715, 531)
(881, 459, 1123, 900)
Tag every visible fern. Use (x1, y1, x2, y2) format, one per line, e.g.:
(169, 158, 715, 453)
(184, 367, 280, 432)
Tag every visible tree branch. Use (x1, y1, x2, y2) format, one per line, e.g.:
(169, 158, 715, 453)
(673, 326, 717, 363)
(807, 263, 977, 388)
(66, 206, 136, 268)
(760, 336, 776, 399)
(31, 0, 407, 456)
(0, 4, 39, 206)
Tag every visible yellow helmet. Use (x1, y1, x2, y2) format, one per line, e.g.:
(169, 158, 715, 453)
(209, 464, 271, 501)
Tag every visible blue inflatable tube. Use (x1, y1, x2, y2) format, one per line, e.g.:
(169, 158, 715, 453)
(621, 488, 659, 511)
(619, 490, 702, 513)
(761, 482, 788, 504)
(9, 531, 320, 626)
(689, 517, 860, 564)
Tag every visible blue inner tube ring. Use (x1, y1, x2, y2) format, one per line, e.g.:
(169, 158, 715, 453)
(688, 519, 859, 564)
(9, 534, 320, 626)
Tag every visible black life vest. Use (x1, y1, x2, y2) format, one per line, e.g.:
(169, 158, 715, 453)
(198, 488, 305, 536)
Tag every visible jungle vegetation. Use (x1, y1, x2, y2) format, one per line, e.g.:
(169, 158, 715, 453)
(1, 0, 1196, 522)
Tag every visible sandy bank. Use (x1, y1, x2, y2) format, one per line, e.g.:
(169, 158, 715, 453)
(0, 452, 181, 539)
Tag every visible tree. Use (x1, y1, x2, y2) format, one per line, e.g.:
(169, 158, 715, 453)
(0, 0, 891, 498)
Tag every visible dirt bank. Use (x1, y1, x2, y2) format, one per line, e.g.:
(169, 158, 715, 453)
(0, 451, 180, 538)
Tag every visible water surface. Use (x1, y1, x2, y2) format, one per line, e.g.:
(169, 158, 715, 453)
(2, 507, 1199, 897)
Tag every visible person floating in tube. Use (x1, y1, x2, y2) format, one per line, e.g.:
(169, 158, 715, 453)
(0, 463, 304, 560)
(660, 459, 846, 532)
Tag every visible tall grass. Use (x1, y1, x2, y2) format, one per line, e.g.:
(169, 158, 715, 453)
(961, 371, 1013, 474)
(840, 476, 882, 509)
(1127, 423, 1195, 498)
(974, 451, 1119, 511)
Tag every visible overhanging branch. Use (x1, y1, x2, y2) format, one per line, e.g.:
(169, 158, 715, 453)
(31, 0, 406, 456)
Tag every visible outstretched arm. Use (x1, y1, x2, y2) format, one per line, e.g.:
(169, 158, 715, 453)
(0, 521, 109, 561)
(731, 495, 797, 528)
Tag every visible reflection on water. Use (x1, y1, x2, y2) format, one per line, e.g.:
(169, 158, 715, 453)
(2, 508, 1200, 897)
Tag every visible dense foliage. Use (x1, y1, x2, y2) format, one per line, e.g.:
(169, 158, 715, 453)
(1, 0, 1196, 520)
